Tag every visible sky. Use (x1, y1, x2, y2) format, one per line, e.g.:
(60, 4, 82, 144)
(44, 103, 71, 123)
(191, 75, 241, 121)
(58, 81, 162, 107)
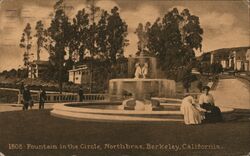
(0, 0, 249, 71)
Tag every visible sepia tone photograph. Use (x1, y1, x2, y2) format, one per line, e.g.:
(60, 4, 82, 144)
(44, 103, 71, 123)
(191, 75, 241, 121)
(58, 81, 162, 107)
(0, 0, 249, 155)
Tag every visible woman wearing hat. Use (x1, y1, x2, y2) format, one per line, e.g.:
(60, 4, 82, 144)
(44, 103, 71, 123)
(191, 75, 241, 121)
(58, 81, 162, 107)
(198, 86, 223, 122)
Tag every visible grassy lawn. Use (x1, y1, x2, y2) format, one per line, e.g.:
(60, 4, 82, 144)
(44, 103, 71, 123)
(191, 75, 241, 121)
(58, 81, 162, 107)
(0, 110, 249, 156)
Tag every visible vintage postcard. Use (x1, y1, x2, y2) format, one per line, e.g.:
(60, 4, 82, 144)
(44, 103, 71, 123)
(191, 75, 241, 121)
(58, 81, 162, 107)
(0, 0, 249, 156)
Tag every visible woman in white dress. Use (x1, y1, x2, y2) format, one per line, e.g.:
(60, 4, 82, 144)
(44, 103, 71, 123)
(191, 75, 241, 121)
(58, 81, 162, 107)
(181, 94, 205, 125)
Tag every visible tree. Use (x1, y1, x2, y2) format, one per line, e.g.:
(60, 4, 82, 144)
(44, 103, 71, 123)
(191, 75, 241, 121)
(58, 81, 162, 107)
(107, 6, 128, 63)
(6, 69, 17, 78)
(159, 8, 183, 71)
(70, 9, 90, 63)
(86, 0, 100, 58)
(47, 0, 72, 92)
(82, 1, 101, 93)
(34, 20, 46, 61)
(147, 18, 162, 56)
(96, 10, 109, 58)
(210, 62, 223, 75)
(19, 23, 33, 68)
(181, 9, 203, 50)
(146, 8, 203, 81)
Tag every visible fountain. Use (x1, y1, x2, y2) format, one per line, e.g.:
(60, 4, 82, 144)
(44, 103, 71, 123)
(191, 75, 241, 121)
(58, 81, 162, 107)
(109, 51, 176, 111)
(51, 22, 183, 122)
(50, 23, 233, 122)
(50, 52, 233, 122)
(50, 47, 188, 122)
(109, 23, 176, 111)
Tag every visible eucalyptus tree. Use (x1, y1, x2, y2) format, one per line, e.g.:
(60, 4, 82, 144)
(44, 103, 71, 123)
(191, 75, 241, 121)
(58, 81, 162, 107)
(106, 6, 128, 63)
(34, 20, 46, 61)
(19, 23, 33, 76)
(70, 9, 90, 63)
(47, 0, 72, 92)
(146, 8, 203, 80)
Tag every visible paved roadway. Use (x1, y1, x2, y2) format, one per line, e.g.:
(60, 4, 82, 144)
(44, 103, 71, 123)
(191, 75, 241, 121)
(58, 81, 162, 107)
(211, 78, 250, 109)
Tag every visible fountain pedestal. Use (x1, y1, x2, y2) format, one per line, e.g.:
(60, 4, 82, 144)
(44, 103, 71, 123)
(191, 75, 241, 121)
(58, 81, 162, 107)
(109, 79, 176, 111)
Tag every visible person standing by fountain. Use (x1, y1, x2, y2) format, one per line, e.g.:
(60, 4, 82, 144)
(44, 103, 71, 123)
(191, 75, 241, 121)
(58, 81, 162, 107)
(22, 85, 32, 110)
(39, 86, 46, 110)
(78, 86, 84, 102)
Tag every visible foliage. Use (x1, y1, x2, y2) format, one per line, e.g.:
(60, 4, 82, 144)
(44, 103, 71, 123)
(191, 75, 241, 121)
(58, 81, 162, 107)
(18, 0, 128, 92)
(181, 68, 192, 92)
(0, 68, 28, 79)
(107, 6, 128, 63)
(19, 23, 33, 67)
(70, 9, 90, 63)
(34, 20, 46, 61)
(210, 62, 223, 74)
(96, 10, 109, 58)
(47, 1, 72, 82)
(146, 8, 203, 81)
(198, 62, 223, 75)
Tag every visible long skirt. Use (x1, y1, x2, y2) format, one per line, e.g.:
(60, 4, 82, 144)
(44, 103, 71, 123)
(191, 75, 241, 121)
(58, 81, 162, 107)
(181, 104, 203, 125)
(201, 103, 223, 122)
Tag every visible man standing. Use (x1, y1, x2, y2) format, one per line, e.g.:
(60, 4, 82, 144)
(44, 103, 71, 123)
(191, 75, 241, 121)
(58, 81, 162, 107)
(18, 82, 25, 104)
(39, 86, 46, 109)
(22, 85, 32, 110)
(78, 86, 83, 102)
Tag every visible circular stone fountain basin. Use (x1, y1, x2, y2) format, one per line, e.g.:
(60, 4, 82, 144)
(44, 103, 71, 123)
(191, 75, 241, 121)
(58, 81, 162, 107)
(50, 99, 234, 122)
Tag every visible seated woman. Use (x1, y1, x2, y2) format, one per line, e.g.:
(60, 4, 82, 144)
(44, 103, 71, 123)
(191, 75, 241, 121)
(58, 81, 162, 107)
(199, 86, 223, 123)
(181, 94, 206, 125)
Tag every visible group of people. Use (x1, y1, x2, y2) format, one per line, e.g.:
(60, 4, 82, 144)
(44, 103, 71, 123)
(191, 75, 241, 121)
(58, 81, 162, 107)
(20, 83, 46, 110)
(180, 86, 223, 125)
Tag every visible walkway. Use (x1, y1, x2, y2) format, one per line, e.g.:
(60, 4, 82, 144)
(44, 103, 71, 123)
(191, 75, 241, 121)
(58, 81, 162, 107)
(211, 78, 250, 109)
(0, 103, 54, 112)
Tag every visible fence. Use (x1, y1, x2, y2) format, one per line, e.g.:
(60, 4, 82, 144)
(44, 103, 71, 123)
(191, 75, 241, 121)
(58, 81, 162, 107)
(17, 93, 110, 104)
